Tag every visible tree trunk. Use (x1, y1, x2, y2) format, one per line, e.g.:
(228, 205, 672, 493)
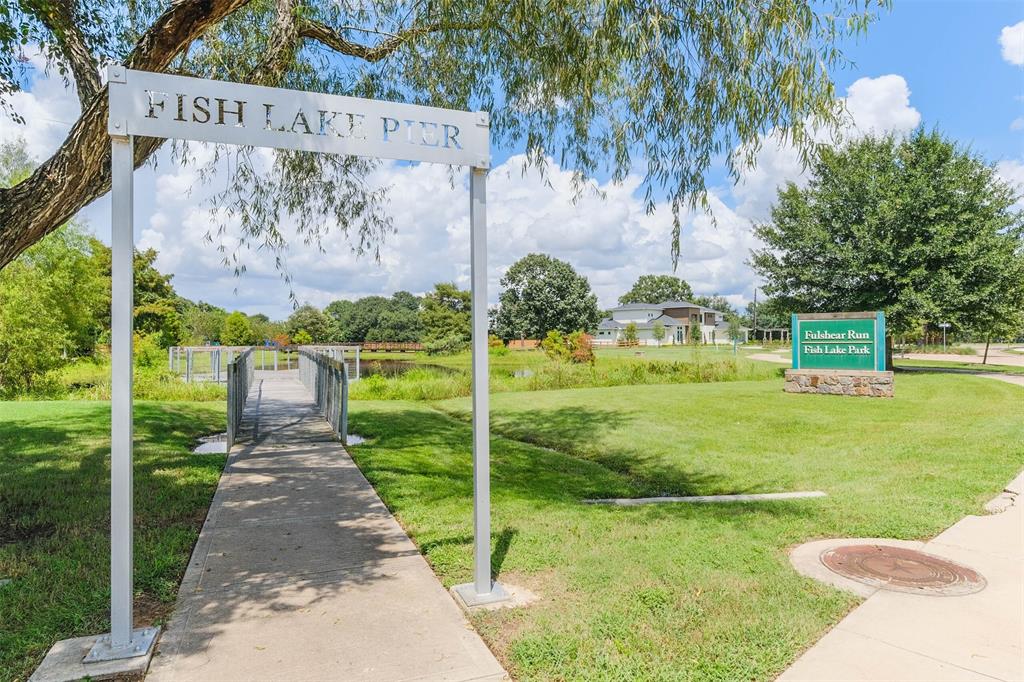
(983, 337, 990, 364)
(885, 335, 894, 371)
(0, 0, 250, 270)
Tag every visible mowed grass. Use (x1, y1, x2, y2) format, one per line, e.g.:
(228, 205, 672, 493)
(347, 374, 1023, 681)
(0, 400, 226, 681)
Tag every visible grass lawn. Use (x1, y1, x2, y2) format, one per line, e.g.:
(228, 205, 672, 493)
(347, 374, 1023, 681)
(0, 400, 226, 681)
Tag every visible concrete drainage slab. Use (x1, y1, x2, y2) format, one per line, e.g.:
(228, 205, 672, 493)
(790, 538, 987, 598)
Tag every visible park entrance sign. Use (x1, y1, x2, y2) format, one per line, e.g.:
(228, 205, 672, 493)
(791, 312, 886, 372)
(95, 66, 502, 664)
(785, 312, 893, 397)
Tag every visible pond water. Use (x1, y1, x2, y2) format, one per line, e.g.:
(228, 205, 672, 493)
(193, 433, 228, 454)
(358, 360, 458, 378)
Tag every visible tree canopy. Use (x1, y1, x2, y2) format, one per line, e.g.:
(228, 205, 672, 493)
(0, 0, 886, 272)
(420, 283, 470, 343)
(286, 304, 333, 343)
(220, 310, 256, 346)
(326, 292, 422, 342)
(618, 275, 694, 305)
(750, 129, 1024, 341)
(494, 253, 601, 339)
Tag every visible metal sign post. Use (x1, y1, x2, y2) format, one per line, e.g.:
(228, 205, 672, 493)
(90, 66, 506, 664)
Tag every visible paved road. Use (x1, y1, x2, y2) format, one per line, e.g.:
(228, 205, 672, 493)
(147, 371, 506, 682)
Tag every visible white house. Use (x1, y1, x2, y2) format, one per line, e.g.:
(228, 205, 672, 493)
(593, 301, 748, 346)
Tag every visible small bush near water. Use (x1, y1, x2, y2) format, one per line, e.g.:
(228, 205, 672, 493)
(349, 357, 781, 401)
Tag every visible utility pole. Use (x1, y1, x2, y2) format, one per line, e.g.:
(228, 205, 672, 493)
(752, 287, 758, 341)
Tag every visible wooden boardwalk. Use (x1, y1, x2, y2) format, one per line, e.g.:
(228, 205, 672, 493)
(147, 371, 505, 681)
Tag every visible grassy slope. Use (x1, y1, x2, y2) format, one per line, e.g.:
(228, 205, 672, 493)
(348, 375, 1023, 681)
(0, 400, 225, 681)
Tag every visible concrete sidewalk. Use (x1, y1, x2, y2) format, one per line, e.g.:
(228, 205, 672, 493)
(780, 473, 1024, 681)
(147, 373, 506, 681)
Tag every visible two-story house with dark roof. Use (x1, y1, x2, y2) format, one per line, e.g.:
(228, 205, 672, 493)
(594, 300, 747, 346)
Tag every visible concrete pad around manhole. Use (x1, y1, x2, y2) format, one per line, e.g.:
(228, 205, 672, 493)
(30, 633, 154, 682)
(790, 538, 926, 598)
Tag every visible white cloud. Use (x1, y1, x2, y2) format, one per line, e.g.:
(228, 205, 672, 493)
(843, 75, 921, 136)
(1011, 117, 1024, 132)
(731, 74, 920, 221)
(1000, 21, 1024, 66)
(3, 67, 925, 319)
(0, 55, 80, 160)
(996, 159, 1024, 210)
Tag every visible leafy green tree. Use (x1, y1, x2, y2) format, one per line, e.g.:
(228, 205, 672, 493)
(0, 1, 882, 271)
(184, 302, 228, 345)
(326, 293, 422, 342)
(619, 275, 695, 305)
(751, 129, 1024, 367)
(292, 329, 313, 345)
(221, 311, 256, 346)
(690, 320, 703, 345)
(743, 297, 791, 330)
(91, 241, 188, 347)
(623, 322, 638, 346)
(0, 142, 106, 357)
(286, 304, 332, 342)
(0, 258, 69, 395)
(494, 254, 601, 340)
(692, 295, 735, 315)
(421, 283, 471, 343)
(726, 314, 745, 343)
(652, 320, 666, 347)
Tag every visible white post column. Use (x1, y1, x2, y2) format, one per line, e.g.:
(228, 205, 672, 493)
(453, 166, 508, 607)
(84, 74, 158, 660)
(109, 135, 135, 650)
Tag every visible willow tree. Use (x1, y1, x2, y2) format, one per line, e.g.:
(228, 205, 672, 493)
(0, 0, 886, 270)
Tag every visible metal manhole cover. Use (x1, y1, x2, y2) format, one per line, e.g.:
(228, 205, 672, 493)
(820, 544, 986, 596)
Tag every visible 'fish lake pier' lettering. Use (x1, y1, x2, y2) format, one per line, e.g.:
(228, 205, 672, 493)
(144, 91, 463, 150)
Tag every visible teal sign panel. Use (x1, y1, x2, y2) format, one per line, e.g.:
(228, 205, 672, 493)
(791, 312, 886, 371)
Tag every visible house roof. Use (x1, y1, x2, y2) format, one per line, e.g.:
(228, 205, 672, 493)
(607, 300, 726, 316)
(598, 314, 681, 330)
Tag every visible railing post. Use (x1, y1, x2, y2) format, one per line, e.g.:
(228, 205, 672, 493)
(341, 363, 349, 445)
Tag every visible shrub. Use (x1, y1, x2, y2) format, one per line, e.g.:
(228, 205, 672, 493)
(540, 331, 571, 362)
(134, 333, 165, 369)
(567, 331, 595, 365)
(425, 334, 469, 355)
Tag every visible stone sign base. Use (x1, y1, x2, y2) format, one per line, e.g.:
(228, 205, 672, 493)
(784, 369, 894, 397)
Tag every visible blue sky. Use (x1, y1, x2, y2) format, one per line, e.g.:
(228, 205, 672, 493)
(837, 0, 1022, 162)
(2, 3, 1022, 319)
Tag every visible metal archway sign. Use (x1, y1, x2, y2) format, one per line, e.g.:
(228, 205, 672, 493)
(95, 65, 505, 662)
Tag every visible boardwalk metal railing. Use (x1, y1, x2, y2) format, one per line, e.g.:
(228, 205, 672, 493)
(301, 344, 361, 382)
(226, 348, 255, 448)
(297, 347, 350, 444)
(169, 346, 301, 382)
